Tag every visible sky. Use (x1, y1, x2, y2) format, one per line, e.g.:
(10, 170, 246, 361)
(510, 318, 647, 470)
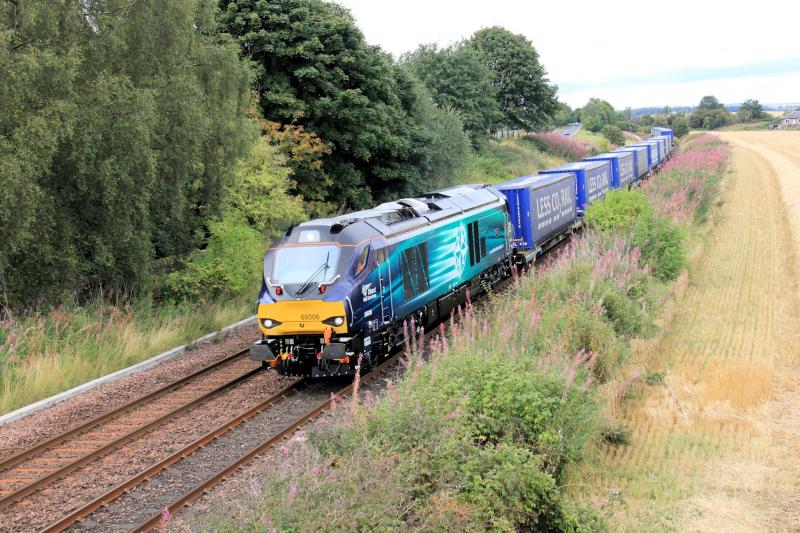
(333, 0, 800, 110)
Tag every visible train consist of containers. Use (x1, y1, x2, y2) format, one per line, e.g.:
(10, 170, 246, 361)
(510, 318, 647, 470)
(494, 127, 674, 264)
(251, 127, 674, 377)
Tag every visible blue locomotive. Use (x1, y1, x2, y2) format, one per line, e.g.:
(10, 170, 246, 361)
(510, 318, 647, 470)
(251, 128, 673, 377)
(251, 186, 512, 377)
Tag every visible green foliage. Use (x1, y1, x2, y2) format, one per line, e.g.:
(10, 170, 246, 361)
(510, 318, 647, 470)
(600, 124, 625, 146)
(401, 43, 501, 147)
(690, 95, 732, 130)
(740, 99, 765, 120)
(600, 420, 632, 445)
(645, 371, 666, 385)
(633, 213, 687, 282)
(0, 0, 255, 309)
(161, 210, 264, 302)
(671, 116, 690, 137)
(461, 137, 563, 184)
(222, 0, 427, 208)
(552, 102, 578, 127)
(697, 95, 723, 110)
(224, 137, 307, 242)
(408, 81, 473, 188)
(579, 98, 619, 132)
(163, 137, 307, 302)
(469, 26, 559, 131)
(584, 190, 652, 231)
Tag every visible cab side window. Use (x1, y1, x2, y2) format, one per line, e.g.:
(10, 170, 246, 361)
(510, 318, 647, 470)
(354, 245, 370, 277)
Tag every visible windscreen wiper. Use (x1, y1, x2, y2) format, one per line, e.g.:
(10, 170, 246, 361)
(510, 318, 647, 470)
(295, 251, 330, 296)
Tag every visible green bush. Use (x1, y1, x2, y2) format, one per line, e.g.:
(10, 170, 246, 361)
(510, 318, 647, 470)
(634, 213, 687, 281)
(600, 124, 624, 145)
(160, 210, 263, 302)
(584, 189, 652, 232)
(672, 116, 690, 137)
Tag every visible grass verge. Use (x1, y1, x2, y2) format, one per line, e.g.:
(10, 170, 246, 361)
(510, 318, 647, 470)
(0, 296, 253, 414)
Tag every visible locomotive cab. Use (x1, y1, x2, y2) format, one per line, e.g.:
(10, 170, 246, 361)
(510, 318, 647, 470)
(251, 220, 387, 377)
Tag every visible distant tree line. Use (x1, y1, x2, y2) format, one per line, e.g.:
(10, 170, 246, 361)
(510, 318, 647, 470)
(0, 0, 560, 309)
(553, 94, 769, 142)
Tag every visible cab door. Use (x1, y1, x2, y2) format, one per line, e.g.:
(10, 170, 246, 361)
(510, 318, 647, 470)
(376, 247, 393, 324)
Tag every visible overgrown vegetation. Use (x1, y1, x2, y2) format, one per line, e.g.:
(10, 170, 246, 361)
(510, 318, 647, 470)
(0, 0, 256, 308)
(208, 228, 664, 532)
(0, 0, 567, 412)
(206, 135, 730, 532)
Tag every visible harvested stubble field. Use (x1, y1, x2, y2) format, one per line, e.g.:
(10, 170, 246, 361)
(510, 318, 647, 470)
(572, 131, 800, 531)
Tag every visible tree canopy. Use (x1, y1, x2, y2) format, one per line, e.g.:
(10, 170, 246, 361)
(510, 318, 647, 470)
(690, 95, 732, 130)
(737, 99, 765, 122)
(401, 43, 501, 146)
(469, 26, 559, 131)
(0, 0, 255, 308)
(220, 0, 428, 209)
(698, 95, 724, 110)
(579, 98, 620, 132)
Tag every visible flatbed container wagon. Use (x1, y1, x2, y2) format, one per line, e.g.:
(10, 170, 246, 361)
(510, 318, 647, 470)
(539, 160, 611, 214)
(495, 173, 579, 258)
(612, 145, 649, 179)
(584, 151, 635, 189)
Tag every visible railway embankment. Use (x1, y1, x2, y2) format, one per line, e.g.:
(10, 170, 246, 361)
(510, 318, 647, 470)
(192, 136, 728, 531)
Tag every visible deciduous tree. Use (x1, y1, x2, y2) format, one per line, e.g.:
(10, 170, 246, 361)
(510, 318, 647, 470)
(401, 43, 501, 146)
(469, 26, 559, 131)
(221, 0, 427, 208)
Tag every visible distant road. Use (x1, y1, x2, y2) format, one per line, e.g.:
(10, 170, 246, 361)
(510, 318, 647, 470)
(560, 123, 582, 137)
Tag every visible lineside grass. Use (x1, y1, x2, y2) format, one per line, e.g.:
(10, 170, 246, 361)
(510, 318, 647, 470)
(0, 296, 253, 414)
(460, 137, 566, 185)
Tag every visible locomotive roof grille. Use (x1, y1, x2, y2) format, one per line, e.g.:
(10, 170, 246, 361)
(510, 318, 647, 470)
(295, 184, 503, 238)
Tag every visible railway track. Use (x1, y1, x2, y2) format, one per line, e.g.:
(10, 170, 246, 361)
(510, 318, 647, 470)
(40, 355, 401, 532)
(2, 251, 554, 531)
(0, 349, 261, 513)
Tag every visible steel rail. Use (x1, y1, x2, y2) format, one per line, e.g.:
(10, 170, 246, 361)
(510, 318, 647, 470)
(40, 378, 307, 533)
(0, 361, 264, 509)
(0, 349, 250, 473)
(130, 354, 401, 533)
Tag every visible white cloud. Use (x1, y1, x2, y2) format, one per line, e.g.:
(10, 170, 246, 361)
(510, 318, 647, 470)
(334, 0, 800, 108)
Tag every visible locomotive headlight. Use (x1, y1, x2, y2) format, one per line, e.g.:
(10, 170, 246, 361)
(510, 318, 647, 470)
(322, 316, 345, 327)
(262, 318, 281, 329)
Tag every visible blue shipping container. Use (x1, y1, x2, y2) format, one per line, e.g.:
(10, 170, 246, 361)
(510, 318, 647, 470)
(584, 151, 635, 189)
(651, 127, 674, 144)
(613, 145, 649, 178)
(653, 136, 668, 157)
(652, 135, 671, 155)
(496, 173, 577, 250)
(635, 141, 661, 166)
(539, 160, 610, 213)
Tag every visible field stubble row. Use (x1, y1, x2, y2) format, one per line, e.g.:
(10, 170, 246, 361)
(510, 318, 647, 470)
(573, 131, 800, 530)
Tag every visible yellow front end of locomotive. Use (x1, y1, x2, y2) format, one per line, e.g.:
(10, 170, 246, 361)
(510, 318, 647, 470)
(257, 300, 348, 336)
